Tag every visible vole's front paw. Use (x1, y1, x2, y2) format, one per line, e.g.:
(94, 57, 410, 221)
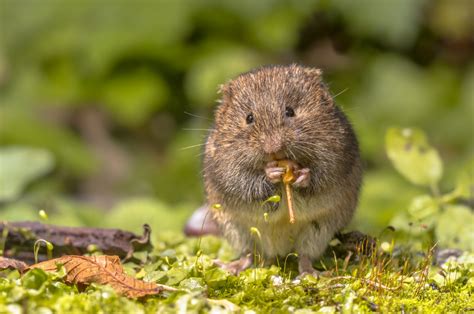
(265, 161, 285, 184)
(293, 168, 310, 188)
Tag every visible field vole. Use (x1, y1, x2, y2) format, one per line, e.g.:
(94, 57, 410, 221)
(203, 64, 362, 275)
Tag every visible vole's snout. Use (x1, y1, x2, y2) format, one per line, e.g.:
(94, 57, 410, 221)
(262, 134, 286, 160)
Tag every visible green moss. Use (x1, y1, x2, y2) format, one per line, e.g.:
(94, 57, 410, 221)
(1, 234, 472, 313)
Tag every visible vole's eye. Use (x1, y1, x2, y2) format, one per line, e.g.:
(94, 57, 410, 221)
(246, 113, 254, 124)
(285, 107, 295, 118)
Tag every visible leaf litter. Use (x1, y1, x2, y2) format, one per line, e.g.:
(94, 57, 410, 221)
(29, 255, 177, 298)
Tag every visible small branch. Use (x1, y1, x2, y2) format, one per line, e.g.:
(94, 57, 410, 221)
(0, 221, 151, 264)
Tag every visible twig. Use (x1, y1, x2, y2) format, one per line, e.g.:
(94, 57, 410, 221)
(0, 221, 152, 263)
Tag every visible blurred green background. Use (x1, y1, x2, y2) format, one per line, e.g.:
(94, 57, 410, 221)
(0, 0, 472, 235)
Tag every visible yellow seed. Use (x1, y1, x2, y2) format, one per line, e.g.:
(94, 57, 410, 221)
(266, 195, 281, 203)
(38, 209, 48, 220)
(250, 227, 262, 239)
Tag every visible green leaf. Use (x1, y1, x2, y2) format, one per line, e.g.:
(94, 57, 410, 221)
(178, 277, 206, 292)
(441, 159, 473, 204)
(165, 268, 188, 285)
(204, 267, 229, 288)
(100, 69, 169, 127)
(408, 194, 439, 221)
(454, 159, 473, 199)
(385, 127, 443, 187)
(21, 268, 49, 291)
(0, 147, 54, 202)
(436, 205, 474, 251)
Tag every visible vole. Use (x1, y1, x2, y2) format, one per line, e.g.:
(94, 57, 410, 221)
(202, 64, 362, 275)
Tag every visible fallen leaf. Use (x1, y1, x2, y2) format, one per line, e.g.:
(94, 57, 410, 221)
(29, 255, 177, 298)
(0, 256, 28, 273)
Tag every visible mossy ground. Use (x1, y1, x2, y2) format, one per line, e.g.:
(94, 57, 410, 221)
(1, 233, 473, 313)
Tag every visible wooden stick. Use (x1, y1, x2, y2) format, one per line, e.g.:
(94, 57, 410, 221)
(278, 160, 296, 224)
(284, 182, 296, 224)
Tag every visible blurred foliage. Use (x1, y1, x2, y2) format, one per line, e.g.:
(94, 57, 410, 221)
(0, 0, 473, 238)
(0, 147, 54, 202)
(386, 127, 443, 187)
(386, 127, 473, 251)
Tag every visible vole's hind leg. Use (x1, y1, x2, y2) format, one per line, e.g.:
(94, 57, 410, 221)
(265, 161, 285, 183)
(298, 254, 320, 278)
(295, 222, 334, 277)
(214, 253, 253, 275)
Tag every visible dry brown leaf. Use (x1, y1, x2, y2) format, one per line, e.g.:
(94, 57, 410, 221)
(0, 256, 28, 273)
(30, 255, 176, 298)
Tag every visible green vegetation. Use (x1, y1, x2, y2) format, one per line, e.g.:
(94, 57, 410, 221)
(0, 0, 472, 312)
(387, 127, 473, 252)
(1, 234, 473, 312)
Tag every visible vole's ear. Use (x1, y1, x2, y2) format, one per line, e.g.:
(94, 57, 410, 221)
(302, 67, 323, 81)
(215, 82, 233, 124)
(217, 83, 227, 95)
(218, 81, 234, 104)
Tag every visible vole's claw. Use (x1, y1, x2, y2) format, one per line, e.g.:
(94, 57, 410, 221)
(265, 161, 285, 183)
(293, 168, 310, 188)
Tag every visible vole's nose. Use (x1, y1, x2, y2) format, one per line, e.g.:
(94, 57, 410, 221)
(262, 135, 285, 159)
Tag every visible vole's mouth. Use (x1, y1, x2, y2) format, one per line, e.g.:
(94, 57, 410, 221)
(263, 151, 287, 162)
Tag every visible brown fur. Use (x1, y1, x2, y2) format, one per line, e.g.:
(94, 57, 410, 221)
(203, 64, 362, 269)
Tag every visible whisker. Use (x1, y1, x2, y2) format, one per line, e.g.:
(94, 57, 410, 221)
(179, 143, 206, 150)
(184, 111, 212, 121)
(182, 128, 213, 132)
(288, 147, 298, 161)
(194, 152, 206, 158)
(331, 88, 348, 99)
